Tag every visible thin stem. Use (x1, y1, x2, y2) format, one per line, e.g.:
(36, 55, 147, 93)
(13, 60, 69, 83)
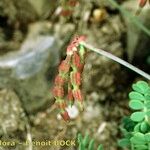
(80, 42, 150, 81)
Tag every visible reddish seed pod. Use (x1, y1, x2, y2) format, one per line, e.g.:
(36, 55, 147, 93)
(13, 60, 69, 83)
(61, 111, 70, 121)
(72, 51, 81, 69)
(70, 72, 81, 86)
(59, 60, 70, 73)
(73, 89, 83, 101)
(54, 75, 65, 86)
(139, 0, 147, 7)
(67, 89, 74, 100)
(78, 63, 84, 72)
(53, 86, 64, 98)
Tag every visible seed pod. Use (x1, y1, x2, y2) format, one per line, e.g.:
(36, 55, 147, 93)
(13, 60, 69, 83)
(72, 51, 82, 69)
(67, 89, 74, 106)
(61, 111, 70, 121)
(54, 75, 65, 86)
(58, 57, 71, 74)
(139, 0, 147, 7)
(53, 86, 64, 98)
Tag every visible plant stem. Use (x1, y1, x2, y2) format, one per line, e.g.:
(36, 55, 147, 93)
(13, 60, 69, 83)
(80, 42, 150, 81)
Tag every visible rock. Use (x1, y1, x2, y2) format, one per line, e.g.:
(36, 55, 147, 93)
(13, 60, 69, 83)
(28, 0, 56, 18)
(0, 0, 37, 24)
(0, 35, 60, 113)
(0, 89, 25, 135)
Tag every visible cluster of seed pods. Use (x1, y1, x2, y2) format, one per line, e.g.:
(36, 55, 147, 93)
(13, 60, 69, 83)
(52, 36, 86, 121)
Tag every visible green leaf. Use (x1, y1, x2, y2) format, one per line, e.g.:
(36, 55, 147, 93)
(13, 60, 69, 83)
(129, 92, 145, 101)
(132, 81, 149, 94)
(97, 145, 103, 150)
(130, 112, 145, 122)
(146, 111, 150, 117)
(134, 144, 148, 149)
(118, 138, 130, 147)
(78, 133, 83, 143)
(145, 95, 150, 101)
(145, 133, 150, 142)
(129, 100, 144, 110)
(134, 123, 141, 132)
(83, 133, 89, 147)
(130, 133, 146, 144)
(88, 139, 94, 150)
(140, 122, 149, 133)
(145, 101, 150, 109)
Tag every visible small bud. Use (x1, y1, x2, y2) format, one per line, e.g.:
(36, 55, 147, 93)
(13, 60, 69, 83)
(70, 72, 81, 86)
(53, 86, 64, 98)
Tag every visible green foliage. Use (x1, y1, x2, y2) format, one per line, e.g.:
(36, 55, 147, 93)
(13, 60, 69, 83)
(77, 133, 103, 150)
(119, 81, 150, 150)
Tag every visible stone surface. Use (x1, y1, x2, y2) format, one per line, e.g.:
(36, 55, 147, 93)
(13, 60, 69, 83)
(0, 89, 25, 135)
(0, 35, 60, 113)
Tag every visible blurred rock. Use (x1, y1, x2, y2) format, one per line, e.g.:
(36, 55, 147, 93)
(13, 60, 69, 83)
(0, 89, 25, 135)
(0, 35, 60, 113)
(0, 0, 37, 24)
(28, 0, 57, 18)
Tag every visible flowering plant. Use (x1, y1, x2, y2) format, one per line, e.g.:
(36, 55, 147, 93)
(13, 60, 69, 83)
(52, 36, 86, 121)
(52, 36, 150, 121)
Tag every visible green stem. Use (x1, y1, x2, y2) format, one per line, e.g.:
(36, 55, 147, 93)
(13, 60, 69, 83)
(80, 42, 150, 80)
